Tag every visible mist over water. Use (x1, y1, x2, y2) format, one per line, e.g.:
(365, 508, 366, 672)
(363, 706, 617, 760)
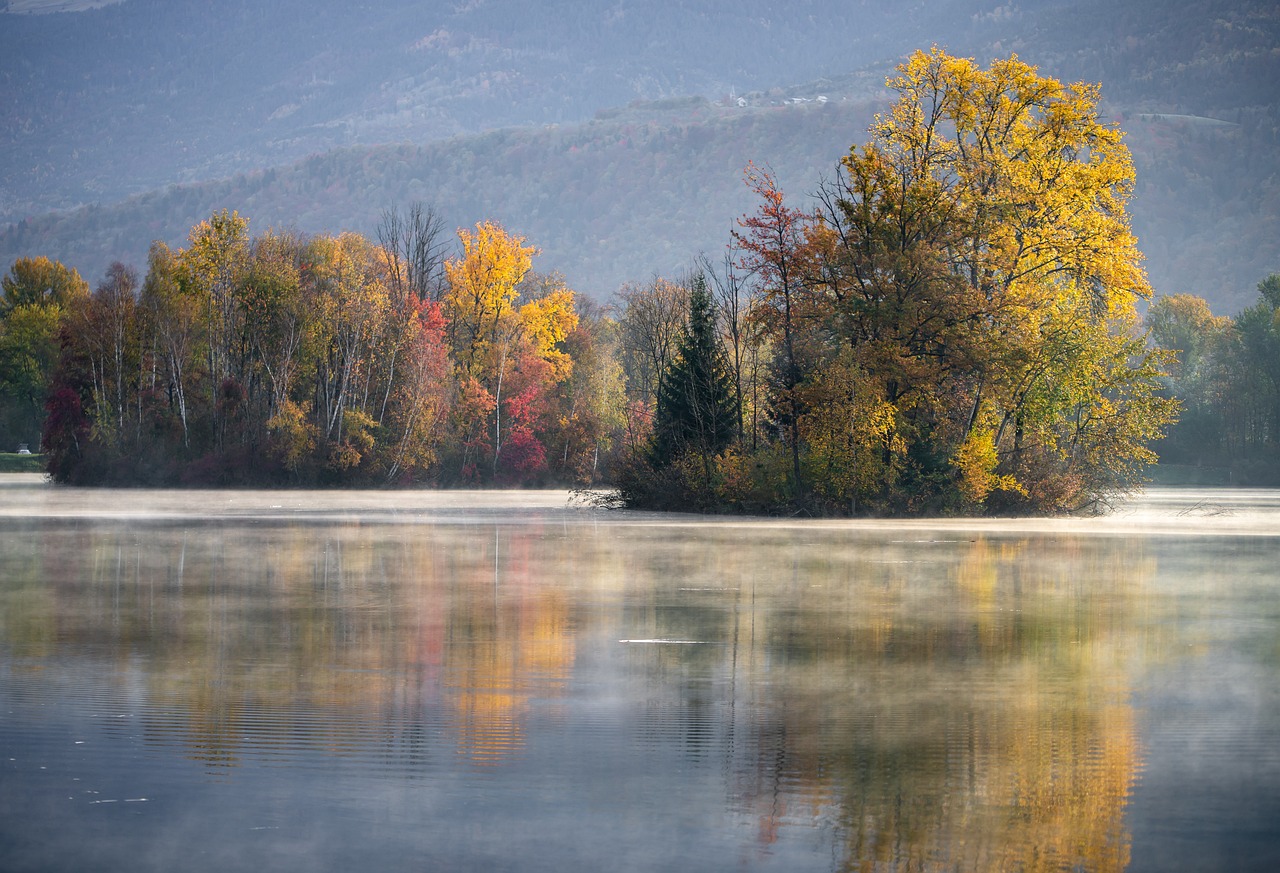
(1, 480, 1278, 871)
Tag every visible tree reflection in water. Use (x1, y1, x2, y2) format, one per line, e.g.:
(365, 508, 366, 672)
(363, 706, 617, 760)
(1, 507, 1159, 872)
(628, 531, 1145, 871)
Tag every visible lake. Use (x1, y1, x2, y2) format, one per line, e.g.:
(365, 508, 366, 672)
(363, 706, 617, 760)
(1, 477, 1278, 872)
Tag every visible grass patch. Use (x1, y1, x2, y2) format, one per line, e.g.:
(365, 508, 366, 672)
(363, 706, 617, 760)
(0, 453, 46, 473)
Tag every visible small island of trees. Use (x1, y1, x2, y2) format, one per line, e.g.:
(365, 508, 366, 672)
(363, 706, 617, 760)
(2, 49, 1278, 514)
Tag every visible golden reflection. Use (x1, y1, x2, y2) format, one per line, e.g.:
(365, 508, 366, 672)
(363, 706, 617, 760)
(445, 580, 575, 765)
(2, 514, 1167, 870)
(0, 521, 583, 771)
(682, 532, 1150, 873)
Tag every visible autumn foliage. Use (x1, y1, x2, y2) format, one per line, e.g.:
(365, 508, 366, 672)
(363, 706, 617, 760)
(619, 49, 1177, 515)
(27, 211, 621, 487)
(7, 49, 1183, 512)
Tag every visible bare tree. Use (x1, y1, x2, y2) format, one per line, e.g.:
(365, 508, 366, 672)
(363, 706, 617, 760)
(696, 251, 764, 444)
(377, 202, 448, 304)
(141, 242, 197, 447)
(616, 276, 689, 406)
(91, 262, 139, 442)
(375, 203, 449, 424)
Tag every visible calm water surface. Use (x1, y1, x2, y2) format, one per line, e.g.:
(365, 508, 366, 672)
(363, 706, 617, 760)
(1, 478, 1278, 871)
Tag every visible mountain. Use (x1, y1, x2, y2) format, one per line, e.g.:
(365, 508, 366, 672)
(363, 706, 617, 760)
(0, 95, 880, 298)
(0, 0, 993, 221)
(2, 0, 1277, 311)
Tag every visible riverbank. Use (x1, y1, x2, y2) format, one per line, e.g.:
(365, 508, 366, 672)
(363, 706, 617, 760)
(0, 453, 44, 474)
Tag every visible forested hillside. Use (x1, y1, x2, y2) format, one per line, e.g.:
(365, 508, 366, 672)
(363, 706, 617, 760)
(0, 97, 878, 299)
(0, 0, 984, 219)
(3, 0, 1278, 310)
(3, 90, 1278, 311)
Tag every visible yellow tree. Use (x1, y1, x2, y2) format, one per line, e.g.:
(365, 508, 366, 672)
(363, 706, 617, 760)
(0, 257, 88, 451)
(307, 232, 391, 462)
(518, 287, 578, 383)
(797, 348, 905, 514)
(1144, 293, 1234, 467)
(1, 256, 89, 315)
(140, 242, 201, 448)
(442, 221, 537, 380)
(812, 47, 1174, 512)
(182, 209, 250, 382)
(493, 277, 578, 479)
(441, 223, 553, 478)
(551, 307, 628, 484)
(240, 230, 310, 420)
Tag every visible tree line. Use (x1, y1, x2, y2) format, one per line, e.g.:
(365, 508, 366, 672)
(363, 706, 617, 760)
(3, 49, 1271, 511)
(1147, 275, 1280, 484)
(2, 206, 634, 487)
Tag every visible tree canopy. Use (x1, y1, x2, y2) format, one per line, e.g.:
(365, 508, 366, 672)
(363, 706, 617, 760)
(803, 47, 1175, 512)
(1147, 274, 1280, 483)
(0, 257, 90, 451)
(26, 211, 619, 488)
(622, 48, 1177, 514)
(6, 49, 1190, 515)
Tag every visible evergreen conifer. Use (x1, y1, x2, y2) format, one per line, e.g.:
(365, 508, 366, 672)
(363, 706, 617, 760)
(651, 275, 738, 466)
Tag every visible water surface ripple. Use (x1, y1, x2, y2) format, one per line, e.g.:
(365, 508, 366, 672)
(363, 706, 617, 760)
(2, 481, 1278, 871)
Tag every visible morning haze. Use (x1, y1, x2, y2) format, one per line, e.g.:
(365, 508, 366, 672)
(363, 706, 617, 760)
(1, 0, 1277, 309)
(2, 480, 1279, 870)
(2, 2, 1280, 870)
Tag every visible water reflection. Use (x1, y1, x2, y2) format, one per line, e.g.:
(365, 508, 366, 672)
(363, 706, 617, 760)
(611, 530, 1145, 871)
(1, 486, 1276, 871)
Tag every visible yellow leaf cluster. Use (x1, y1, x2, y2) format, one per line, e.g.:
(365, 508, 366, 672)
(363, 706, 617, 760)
(518, 289, 578, 381)
(443, 221, 537, 377)
(952, 426, 1026, 505)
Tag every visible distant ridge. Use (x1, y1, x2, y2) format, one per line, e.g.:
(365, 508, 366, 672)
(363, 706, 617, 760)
(2, 0, 1277, 310)
(0, 97, 877, 299)
(3, 85, 1278, 312)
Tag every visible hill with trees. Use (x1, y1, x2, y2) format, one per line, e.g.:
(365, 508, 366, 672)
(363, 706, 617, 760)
(1147, 274, 1280, 485)
(0, 96, 884, 299)
(3, 50, 1206, 517)
(3, 0, 1277, 311)
(2, 84, 1278, 313)
(0, 0, 986, 220)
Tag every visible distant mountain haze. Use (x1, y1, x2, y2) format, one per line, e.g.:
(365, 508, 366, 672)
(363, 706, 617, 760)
(1, 0, 1276, 311)
(0, 0, 966, 216)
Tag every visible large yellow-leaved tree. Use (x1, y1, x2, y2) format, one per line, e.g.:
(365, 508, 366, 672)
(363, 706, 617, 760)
(724, 48, 1178, 514)
(801, 48, 1174, 512)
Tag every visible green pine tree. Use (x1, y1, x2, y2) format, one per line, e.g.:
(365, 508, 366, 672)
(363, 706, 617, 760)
(651, 274, 738, 467)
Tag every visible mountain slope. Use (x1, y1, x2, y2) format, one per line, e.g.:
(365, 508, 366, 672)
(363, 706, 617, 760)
(0, 0, 990, 220)
(3, 87, 1277, 311)
(2, 0, 1277, 310)
(0, 97, 878, 297)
